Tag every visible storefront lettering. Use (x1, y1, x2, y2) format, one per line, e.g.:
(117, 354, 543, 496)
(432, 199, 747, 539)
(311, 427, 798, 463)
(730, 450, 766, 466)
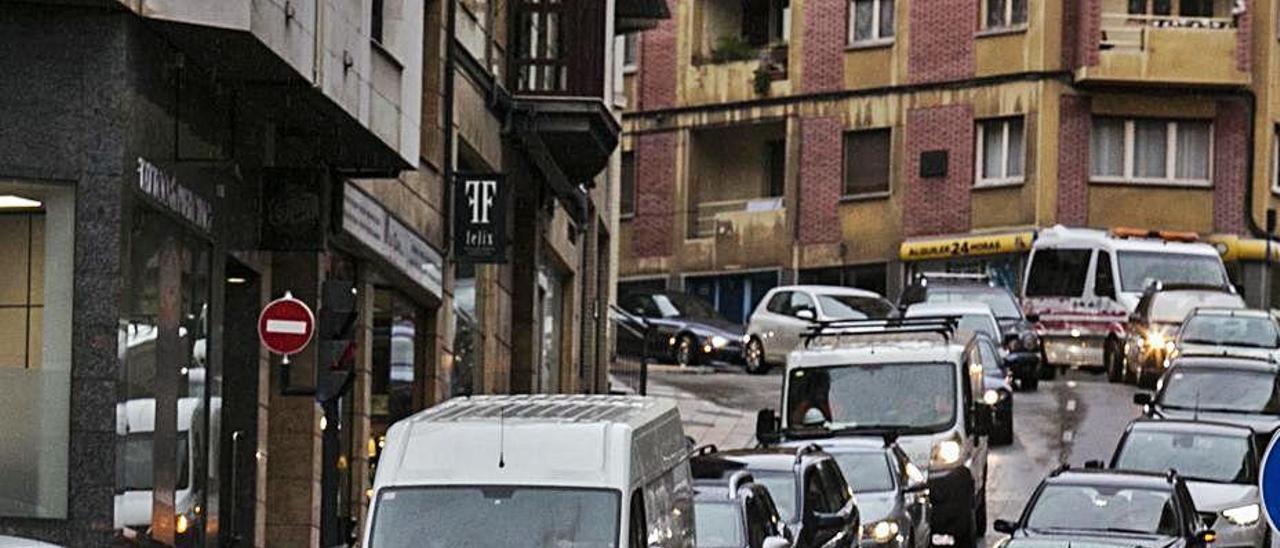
(342, 183, 444, 299)
(454, 173, 507, 263)
(900, 231, 1036, 262)
(136, 158, 213, 233)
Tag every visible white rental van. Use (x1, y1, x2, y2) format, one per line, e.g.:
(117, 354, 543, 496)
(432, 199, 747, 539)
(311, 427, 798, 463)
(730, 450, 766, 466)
(1021, 225, 1229, 370)
(362, 394, 696, 548)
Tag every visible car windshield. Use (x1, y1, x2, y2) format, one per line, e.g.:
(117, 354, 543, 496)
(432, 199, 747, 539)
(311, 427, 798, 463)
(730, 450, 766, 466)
(785, 363, 957, 433)
(906, 309, 999, 341)
(752, 472, 797, 522)
(1025, 484, 1179, 536)
(1158, 367, 1280, 415)
(832, 452, 895, 493)
(1180, 315, 1279, 349)
(1118, 251, 1228, 293)
(1149, 292, 1244, 324)
(817, 294, 895, 320)
(1025, 249, 1091, 298)
(651, 293, 719, 319)
(115, 432, 190, 491)
(694, 500, 745, 548)
(368, 486, 620, 548)
(926, 290, 1022, 320)
(1114, 431, 1253, 484)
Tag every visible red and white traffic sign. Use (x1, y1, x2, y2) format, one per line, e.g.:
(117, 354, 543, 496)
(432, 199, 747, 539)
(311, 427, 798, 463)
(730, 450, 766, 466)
(258, 292, 315, 357)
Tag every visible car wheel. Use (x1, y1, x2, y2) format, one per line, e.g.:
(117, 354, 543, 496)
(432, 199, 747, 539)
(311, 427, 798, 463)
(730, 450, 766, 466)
(992, 400, 1014, 447)
(1122, 350, 1137, 385)
(675, 335, 697, 367)
(744, 337, 769, 375)
(1137, 357, 1158, 389)
(1106, 339, 1123, 384)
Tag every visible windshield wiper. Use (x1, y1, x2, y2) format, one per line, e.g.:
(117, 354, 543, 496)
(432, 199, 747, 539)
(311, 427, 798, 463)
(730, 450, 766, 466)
(1096, 527, 1159, 537)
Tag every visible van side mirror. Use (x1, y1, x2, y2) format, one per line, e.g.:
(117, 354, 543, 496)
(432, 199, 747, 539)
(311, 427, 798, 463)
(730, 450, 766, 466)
(1025, 313, 1040, 323)
(756, 409, 781, 446)
(993, 519, 1018, 534)
(1133, 393, 1153, 406)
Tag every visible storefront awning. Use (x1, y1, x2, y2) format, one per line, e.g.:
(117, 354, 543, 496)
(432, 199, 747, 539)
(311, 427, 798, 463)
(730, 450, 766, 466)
(899, 230, 1037, 262)
(1207, 235, 1280, 263)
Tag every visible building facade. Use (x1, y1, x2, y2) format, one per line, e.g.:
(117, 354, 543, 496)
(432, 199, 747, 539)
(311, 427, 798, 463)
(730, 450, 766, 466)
(619, 0, 1280, 314)
(0, 0, 660, 546)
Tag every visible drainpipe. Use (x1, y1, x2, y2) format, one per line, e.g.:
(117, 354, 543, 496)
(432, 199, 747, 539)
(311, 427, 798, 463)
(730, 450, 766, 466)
(1236, 89, 1271, 306)
(444, 0, 458, 259)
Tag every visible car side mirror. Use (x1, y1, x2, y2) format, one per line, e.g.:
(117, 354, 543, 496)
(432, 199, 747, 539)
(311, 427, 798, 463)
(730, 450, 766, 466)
(1195, 529, 1217, 545)
(795, 308, 816, 321)
(1025, 313, 1040, 323)
(993, 519, 1018, 534)
(1083, 459, 1105, 469)
(1133, 393, 1153, 406)
(756, 409, 781, 446)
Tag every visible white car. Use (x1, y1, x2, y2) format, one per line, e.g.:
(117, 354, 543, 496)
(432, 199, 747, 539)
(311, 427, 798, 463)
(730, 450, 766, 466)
(744, 285, 895, 374)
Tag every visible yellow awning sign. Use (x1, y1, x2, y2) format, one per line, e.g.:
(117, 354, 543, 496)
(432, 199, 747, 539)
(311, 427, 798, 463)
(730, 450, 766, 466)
(899, 231, 1036, 262)
(1208, 235, 1280, 263)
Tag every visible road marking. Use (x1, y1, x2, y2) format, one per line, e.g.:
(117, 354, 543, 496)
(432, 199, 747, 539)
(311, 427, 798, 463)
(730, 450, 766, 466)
(265, 319, 308, 334)
(1061, 430, 1074, 443)
(1066, 400, 1077, 412)
(1066, 380, 1077, 389)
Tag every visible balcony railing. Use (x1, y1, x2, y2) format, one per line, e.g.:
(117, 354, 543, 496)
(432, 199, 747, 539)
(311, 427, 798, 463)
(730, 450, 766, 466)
(692, 197, 784, 238)
(1100, 13, 1234, 49)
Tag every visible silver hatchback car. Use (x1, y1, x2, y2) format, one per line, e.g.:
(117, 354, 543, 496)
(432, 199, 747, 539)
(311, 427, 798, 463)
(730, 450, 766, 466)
(743, 285, 896, 374)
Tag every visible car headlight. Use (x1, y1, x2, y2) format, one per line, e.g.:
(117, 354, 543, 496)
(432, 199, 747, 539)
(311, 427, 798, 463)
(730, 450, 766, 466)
(864, 520, 900, 543)
(1222, 503, 1261, 526)
(932, 439, 963, 468)
(710, 335, 729, 348)
(176, 513, 190, 535)
(1144, 331, 1168, 353)
(983, 389, 1001, 406)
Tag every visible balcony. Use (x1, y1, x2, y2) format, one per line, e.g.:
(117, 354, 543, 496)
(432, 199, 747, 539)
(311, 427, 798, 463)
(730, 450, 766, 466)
(686, 0, 790, 104)
(1076, 12, 1248, 88)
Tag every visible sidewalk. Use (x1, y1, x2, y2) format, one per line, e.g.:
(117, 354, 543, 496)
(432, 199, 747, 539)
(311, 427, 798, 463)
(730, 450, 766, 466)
(611, 373, 758, 450)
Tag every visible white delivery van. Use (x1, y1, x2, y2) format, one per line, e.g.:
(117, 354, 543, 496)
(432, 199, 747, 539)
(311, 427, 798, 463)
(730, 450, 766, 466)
(1021, 226, 1229, 370)
(362, 394, 696, 548)
(114, 395, 210, 540)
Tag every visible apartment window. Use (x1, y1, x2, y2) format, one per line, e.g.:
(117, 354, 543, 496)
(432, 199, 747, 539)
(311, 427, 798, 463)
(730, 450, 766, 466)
(514, 0, 568, 93)
(621, 151, 637, 218)
(371, 0, 385, 43)
(623, 33, 639, 70)
(976, 118, 1025, 187)
(849, 0, 895, 44)
(983, 0, 1028, 29)
(1129, 0, 1215, 16)
(843, 129, 891, 196)
(1090, 118, 1212, 186)
(766, 140, 786, 197)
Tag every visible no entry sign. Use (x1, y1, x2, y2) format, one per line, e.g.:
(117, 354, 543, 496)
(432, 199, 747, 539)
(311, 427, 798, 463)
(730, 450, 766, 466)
(258, 292, 315, 357)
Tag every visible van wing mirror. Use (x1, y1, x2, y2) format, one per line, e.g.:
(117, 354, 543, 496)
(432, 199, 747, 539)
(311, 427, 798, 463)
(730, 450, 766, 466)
(993, 519, 1018, 534)
(1025, 313, 1040, 323)
(756, 409, 781, 446)
(1133, 393, 1153, 406)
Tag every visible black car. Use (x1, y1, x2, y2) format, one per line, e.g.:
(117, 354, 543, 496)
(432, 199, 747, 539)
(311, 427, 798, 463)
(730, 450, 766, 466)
(616, 290, 746, 366)
(1133, 355, 1280, 442)
(899, 273, 1044, 390)
(993, 467, 1215, 548)
(693, 469, 794, 548)
(692, 445, 862, 548)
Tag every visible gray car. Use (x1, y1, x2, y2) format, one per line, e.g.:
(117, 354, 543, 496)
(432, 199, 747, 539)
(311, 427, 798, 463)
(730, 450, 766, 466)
(1172, 307, 1280, 363)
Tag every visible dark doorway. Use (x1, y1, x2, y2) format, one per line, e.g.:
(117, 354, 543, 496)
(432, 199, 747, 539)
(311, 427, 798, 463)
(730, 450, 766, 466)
(217, 260, 261, 546)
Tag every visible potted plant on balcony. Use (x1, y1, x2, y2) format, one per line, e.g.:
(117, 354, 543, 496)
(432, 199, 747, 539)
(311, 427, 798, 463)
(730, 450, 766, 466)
(710, 35, 757, 63)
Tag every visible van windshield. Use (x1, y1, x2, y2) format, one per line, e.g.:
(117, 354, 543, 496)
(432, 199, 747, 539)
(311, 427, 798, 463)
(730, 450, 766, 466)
(785, 363, 957, 433)
(368, 486, 620, 548)
(1117, 251, 1227, 293)
(1025, 249, 1092, 298)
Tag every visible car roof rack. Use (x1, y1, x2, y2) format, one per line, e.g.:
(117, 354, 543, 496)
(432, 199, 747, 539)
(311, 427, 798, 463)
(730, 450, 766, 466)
(801, 316, 960, 348)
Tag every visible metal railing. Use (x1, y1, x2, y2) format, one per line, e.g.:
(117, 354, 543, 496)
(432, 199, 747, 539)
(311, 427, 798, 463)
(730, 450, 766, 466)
(1100, 13, 1235, 49)
(691, 197, 784, 238)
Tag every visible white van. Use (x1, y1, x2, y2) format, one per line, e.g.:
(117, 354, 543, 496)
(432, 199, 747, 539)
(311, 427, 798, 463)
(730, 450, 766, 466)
(1021, 226, 1229, 370)
(362, 394, 696, 548)
(114, 395, 209, 539)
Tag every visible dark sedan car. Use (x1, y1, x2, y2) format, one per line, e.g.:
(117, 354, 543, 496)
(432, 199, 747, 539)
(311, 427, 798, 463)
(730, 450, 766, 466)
(692, 445, 861, 548)
(992, 467, 1214, 548)
(899, 273, 1044, 390)
(1133, 355, 1280, 442)
(616, 290, 746, 367)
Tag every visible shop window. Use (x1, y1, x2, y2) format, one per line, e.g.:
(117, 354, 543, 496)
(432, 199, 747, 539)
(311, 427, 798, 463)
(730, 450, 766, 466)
(1128, 0, 1215, 17)
(983, 0, 1028, 29)
(372, 289, 420, 430)
(454, 262, 478, 397)
(621, 152, 637, 218)
(849, 0, 895, 44)
(797, 264, 889, 296)
(0, 184, 72, 519)
(1090, 117, 1212, 187)
(976, 117, 1025, 187)
(685, 271, 779, 324)
(844, 128, 891, 197)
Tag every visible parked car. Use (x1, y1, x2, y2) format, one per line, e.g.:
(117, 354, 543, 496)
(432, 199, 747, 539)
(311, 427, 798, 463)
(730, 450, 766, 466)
(692, 466, 793, 548)
(1134, 355, 1280, 444)
(756, 317, 993, 548)
(616, 290, 746, 367)
(1172, 307, 1280, 363)
(362, 395, 696, 548)
(900, 273, 1045, 387)
(1109, 419, 1266, 548)
(780, 437, 930, 548)
(691, 445, 861, 548)
(0, 536, 61, 548)
(744, 285, 896, 374)
(1118, 283, 1244, 387)
(992, 467, 1214, 548)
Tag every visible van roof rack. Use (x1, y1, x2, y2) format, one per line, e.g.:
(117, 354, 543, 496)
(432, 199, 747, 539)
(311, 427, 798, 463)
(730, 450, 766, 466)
(794, 443, 824, 464)
(801, 316, 960, 348)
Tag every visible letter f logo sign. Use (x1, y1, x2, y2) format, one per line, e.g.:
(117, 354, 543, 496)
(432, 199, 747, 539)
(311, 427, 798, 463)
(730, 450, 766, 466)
(466, 179, 497, 224)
